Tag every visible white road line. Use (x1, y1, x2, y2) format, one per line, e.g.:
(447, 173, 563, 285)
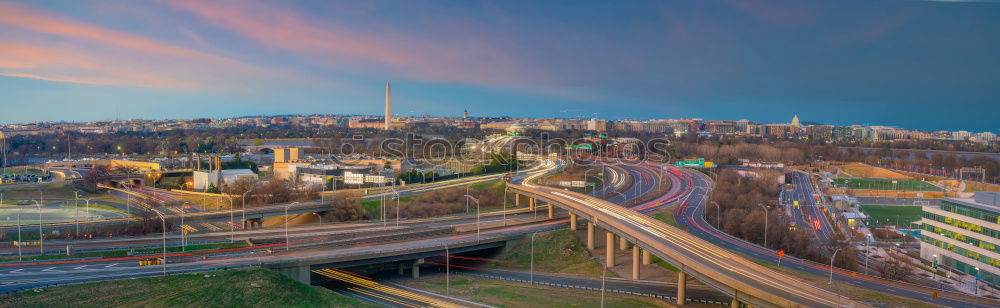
(105, 263, 119, 268)
(10, 269, 24, 273)
(74, 265, 89, 270)
(42, 267, 59, 272)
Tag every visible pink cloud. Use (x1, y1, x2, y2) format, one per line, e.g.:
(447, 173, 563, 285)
(0, 41, 198, 88)
(0, 2, 238, 65)
(165, 0, 555, 90)
(0, 2, 332, 90)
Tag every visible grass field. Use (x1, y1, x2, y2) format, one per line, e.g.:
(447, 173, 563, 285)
(833, 178, 943, 192)
(0, 268, 374, 307)
(859, 205, 923, 227)
(489, 229, 607, 277)
(744, 256, 937, 308)
(399, 275, 671, 308)
(0, 168, 46, 176)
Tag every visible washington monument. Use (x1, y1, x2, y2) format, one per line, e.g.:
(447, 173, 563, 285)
(384, 82, 392, 130)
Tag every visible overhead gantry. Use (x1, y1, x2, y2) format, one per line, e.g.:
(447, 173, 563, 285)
(508, 182, 862, 308)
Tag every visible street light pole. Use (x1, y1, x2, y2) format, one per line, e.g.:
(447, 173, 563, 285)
(502, 186, 508, 226)
(530, 231, 539, 284)
(445, 243, 450, 295)
(465, 195, 481, 242)
(33, 200, 42, 255)
(16, 205, 22, 261)
(181, 202, 188, 251)
(74, 191, 80, 236)
(601, 265, 607, 308)
(864, 237, 870, 275)
(148, 208, 167, 276)
(285, 202, 297, 252)
(829, 248, 842, 286)
(758, 204, 768, 248)
(710, 201, 721, 229)
(225, 195, 234, 243)
(242, 186, 255, 227)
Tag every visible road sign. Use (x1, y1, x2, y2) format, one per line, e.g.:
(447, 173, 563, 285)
(777, 250, 785, 257)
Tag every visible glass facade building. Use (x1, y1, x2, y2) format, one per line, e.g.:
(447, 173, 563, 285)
(919, 196, 1000, 287)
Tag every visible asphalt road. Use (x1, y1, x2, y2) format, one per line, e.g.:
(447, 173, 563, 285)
(512, 167, 853, 307)
(672, 168, 998, 308)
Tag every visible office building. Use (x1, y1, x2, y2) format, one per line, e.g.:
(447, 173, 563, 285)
(920, 192, 1000, 288)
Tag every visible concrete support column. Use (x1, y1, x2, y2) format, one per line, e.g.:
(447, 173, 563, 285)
(619, 236, 628, 250)
(586, 222, 595, 250)
(731, 290, 739, 308)
(398, 263, 405, 276)
(606, 232, 615, 267)
(515, 194, 521, 206)
(529, 198, 536, 211)
(547, 203, 553, 219)
(677, 271, 687, 306)
(569, 213, 577, 230)
(642, 249, 651, 265)
(631, 245, 640, 280)
(411, 258, 424, 278)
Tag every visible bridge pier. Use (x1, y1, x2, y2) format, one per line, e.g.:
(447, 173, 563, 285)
(515, 194, 520, 207)
(586, 222, 595, 250)
(411, 258, 424, 278)
(398, 262, 405, 276)
(677, 271, 687, 306)
(606, 232, 615, 267)
(642, 249, 651, 265)
(619, 236, 627, 250)
(267, 264, 310, 285)
(631, 245, 640, 280)
(569, 213, 577, 230)
(529, 197, 536, 211)
(547, 203, 553, 219)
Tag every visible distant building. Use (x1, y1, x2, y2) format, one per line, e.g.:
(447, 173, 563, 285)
(193, 169, 257, 191)
(791, 115, 801, 127)
(919, 192, 1000, 289)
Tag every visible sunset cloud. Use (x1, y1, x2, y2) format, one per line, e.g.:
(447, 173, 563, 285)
(165, 0, 553, 90)
(0, 2, 313, 90)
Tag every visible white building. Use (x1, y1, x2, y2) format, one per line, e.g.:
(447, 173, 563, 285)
(193, 169, 258, 191)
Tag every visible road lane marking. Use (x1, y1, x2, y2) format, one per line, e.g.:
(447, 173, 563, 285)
(105, 263, 118, 268)
(9, 269, 23, 273)
(74, 265, 89, 270)
(42, 267, 59, 272)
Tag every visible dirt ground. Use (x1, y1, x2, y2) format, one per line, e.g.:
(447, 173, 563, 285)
(838, 163, 912, 179)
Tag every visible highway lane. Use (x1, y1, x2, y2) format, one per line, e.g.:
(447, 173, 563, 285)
(795, 171, 836, 243)
(0, 159, 677, 296)
(313, 268, 470, 308)
(0, 160, 559, 257)
(0, 213, 574, 294)
(672, 168, 999, 308)
(788, 171, 829, 242)
(511, 165, 857, 307)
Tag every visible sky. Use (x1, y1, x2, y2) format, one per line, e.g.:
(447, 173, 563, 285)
(1, 0, 998, 132)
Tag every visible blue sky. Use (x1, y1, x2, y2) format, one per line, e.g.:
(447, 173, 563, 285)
(1, 0, 998, 132)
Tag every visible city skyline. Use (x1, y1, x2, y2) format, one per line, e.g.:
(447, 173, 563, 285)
(2, 0, 999, 131)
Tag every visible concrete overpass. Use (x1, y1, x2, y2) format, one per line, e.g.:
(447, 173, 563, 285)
(507, 172, 862, 307)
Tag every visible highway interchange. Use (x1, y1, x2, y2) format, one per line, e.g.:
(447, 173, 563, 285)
(2, 157, 998, 307)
